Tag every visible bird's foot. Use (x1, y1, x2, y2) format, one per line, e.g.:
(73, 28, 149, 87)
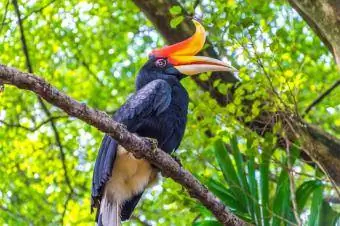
(119, 123, 128, 130)
(171, 154, 182, 167)
(145, 137, 158, 152)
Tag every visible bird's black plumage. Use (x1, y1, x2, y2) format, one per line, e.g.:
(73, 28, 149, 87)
(91, 57, 189, 222)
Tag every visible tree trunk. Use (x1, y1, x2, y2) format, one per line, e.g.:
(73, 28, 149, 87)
(288, 0, 340, 66)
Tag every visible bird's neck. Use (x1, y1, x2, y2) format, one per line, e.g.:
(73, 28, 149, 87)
(136, 76, 180, 91)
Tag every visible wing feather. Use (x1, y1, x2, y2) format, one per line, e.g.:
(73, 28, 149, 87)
(113, 79, 172, 130)
(91, 79, 172, 217)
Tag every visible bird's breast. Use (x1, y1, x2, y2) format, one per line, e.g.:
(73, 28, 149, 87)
(104, 146, 158, 203)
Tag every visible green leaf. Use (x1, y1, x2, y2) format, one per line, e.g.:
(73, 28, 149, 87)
(319, 200, 340, 225)
(259, 147, 272, 226)
(213, 140, 240, 190)
(230, 136, 252, 216)
(296, 180, 322, 212)
(272, 167, 290, 226)
(308, 184, 324, 226)
(247, 155, 261, 226)
(213, 140, 249, 211)
(169, 6, 182, 16)
(170, 16, 184, 28)
(206, 178, 246, 212)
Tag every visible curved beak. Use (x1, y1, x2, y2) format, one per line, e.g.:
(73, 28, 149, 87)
(170, 56, 237, 76)
(150, 19, 237, 76)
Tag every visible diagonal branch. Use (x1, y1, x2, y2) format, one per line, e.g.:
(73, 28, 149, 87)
(131, 215, 152, 226)
(303, 79, 340, 116)
(12, 0, 74, 223)
(0, 0, 10, 34)
(0, 115, 68, 132)
(0, 64, 248, 226)
(20, 0, 56, 22)
(0, 205, 33, 224)
(287, 0, 340, 65)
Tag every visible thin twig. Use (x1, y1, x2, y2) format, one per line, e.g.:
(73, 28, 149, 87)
(37, 97, 75, 207)
(12, 0, 32, 72)
(0, 205, 33, 224)
(285, 138, 302, 226)
(247, 35, 289, 111)
(0, 0, 10, 34)
(12, 1, 74, 224)
(282, 114, 340, 199)
(0, 115, 68, 131)
(303, 79, 340, 117)
(325, 196, 340, 204)
(192, 214, 202, 223)
(21, 0, 56, 21)
(2, 0, 56, 27)
(77, 53, 105, 86)
(61, 191, 73, 224)
(193, 0, 201, 11)
(131, 215, 152, 226)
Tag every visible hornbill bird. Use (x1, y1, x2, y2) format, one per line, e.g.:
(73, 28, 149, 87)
(91, 19, 236, 226)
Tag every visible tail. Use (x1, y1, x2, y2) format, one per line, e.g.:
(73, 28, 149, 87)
(98, 195, 120, 226)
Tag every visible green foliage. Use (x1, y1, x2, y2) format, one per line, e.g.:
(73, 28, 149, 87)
(170, 16, 184, 28)
(0, 0, 339, 225)
(296, 180, 323, 212)
(198, 138, 339, 226)
(169, 6, 182, 16)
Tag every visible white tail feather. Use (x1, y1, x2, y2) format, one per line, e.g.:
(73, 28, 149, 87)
(100, 195, 120, 226)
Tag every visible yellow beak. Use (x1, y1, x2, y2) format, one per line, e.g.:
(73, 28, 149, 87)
(150, 19, 237, 76)
(171, 56, 237, 76)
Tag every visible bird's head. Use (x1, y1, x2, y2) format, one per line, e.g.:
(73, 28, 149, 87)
(136, 19, 236, 89)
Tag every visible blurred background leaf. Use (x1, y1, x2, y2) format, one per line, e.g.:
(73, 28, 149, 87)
(0, 0, 339, 225)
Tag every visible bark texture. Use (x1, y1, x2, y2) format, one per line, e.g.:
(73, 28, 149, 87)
(288, 0, 340, 65)
(0, 64, 248, 226)
(132, 0, 340, 184)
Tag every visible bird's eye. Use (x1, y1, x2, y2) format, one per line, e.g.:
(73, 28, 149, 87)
(155, 58, 167, 68)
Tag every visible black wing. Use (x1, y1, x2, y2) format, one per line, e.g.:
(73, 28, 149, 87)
(121, 192, 144, 220)
(91, 79, 172, 211)
(113, 79, 172, 130)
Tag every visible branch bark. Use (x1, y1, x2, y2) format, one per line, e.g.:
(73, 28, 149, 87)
(0, 64, 248, 226)
(132, 0, 340, 185)
(0, 116, 68, 132)
(287, 0, 340, 66)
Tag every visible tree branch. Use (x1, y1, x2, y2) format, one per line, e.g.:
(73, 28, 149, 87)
(0, 64, 248, 226)
(303, 79, 340, 116)
(287, 0, 340, 66)
(0, 115, 68, 132)
(131, 215, 152, 226)
(0, 205, 33, 224)
(12, 1, 74, 223)
(20, 0, 56, 22)
(0, 0, 10, 35)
